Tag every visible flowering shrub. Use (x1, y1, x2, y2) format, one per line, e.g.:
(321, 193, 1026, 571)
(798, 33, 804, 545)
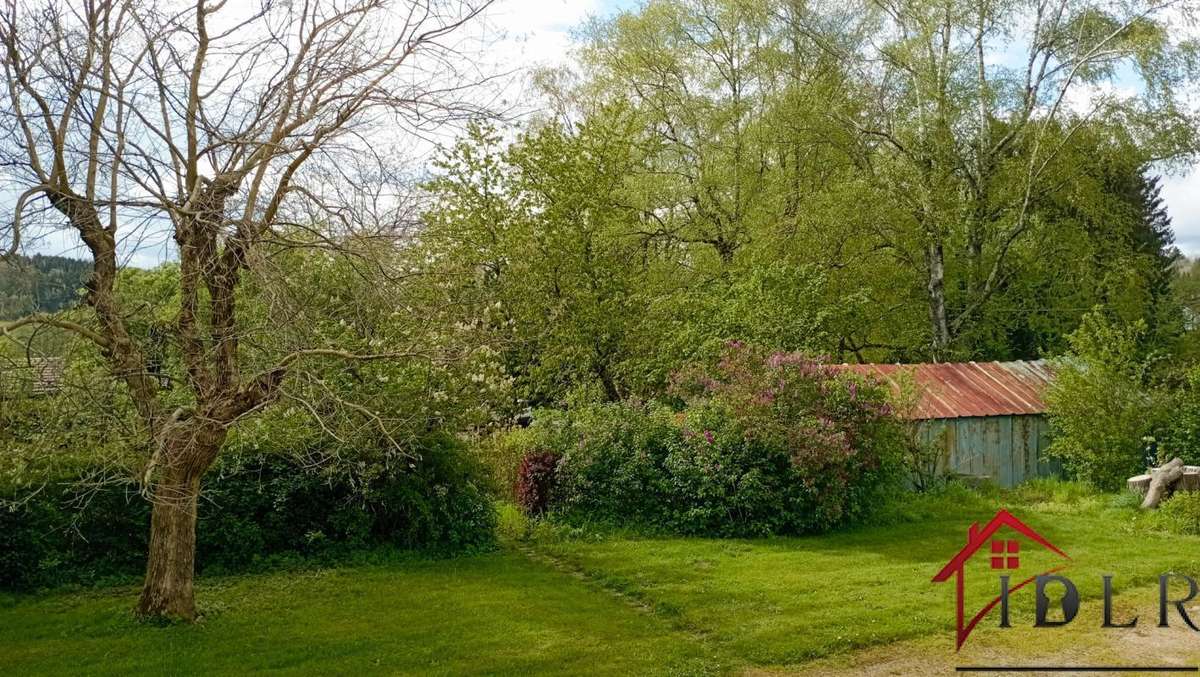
(670, 342, 903, 530)
(515, 450, 562, 516)
(660, 401, 802, 535)
(517, 342, 904, 535)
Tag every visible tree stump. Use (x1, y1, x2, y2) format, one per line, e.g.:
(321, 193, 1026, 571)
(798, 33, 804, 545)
(1179, 467, 1200, 492)
(1128, 474, 1151, 495)
(1141, 457, 1185, 510)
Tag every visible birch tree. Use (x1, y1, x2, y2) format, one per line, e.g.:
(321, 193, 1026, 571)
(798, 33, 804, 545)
(844, 0, 1199, 358)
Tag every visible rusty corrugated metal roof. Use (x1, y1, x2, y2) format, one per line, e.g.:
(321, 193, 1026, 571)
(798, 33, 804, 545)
(834, 360, 1054, 420)
(0, 357, 64, 398)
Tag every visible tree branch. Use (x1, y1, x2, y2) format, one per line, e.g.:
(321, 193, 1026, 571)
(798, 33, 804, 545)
(274, 348, 430, 371)
(0, 312, 111, 348)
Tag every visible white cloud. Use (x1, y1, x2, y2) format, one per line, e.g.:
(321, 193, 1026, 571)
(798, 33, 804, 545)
(1060, 80, 1140, 117)
(489, 0, 603, 42)
(1162, 172, 1200, 257)
(473, 0, 607, 117)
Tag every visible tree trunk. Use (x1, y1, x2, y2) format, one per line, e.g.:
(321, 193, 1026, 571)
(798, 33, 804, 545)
(1141, 457, 1184, 510)
(1128, 473, 1151, 495)
(925, 240, 951, 359)
(136, 466, 202, 620)
(595, 360, 621, 403)
(1179, 468, 1200, 492)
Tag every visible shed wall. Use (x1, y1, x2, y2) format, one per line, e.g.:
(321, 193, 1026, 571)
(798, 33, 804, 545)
(918, 414, 1057, 487)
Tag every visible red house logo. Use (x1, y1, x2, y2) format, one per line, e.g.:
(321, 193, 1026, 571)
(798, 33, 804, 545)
(932, 509, 1071, 649)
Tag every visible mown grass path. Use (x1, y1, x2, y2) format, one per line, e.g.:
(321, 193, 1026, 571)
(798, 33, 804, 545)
(533, 489, 1200, 668)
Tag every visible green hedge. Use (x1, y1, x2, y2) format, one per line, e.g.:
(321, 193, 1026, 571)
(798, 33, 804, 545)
(0, 435, 495, 590)
(518, 401, 900, 537)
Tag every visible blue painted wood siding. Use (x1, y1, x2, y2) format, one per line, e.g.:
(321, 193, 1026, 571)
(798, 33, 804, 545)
(918, 415, 1057, 487)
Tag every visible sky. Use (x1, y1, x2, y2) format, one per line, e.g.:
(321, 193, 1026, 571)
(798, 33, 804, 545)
(1163, 173, 1200, 254)
(7, 0, 1200, 264)
(7, 0, 630, 268)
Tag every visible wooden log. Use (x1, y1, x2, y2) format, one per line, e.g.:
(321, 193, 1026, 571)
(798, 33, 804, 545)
(1128, 474, 1152, 495)
(1142, 457, 1185, 509)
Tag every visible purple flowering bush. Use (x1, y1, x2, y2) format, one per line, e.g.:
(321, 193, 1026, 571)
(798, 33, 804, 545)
(517, 342, 903, 535)
(659, 402, 804, 535)
(669, 342, 903, 531)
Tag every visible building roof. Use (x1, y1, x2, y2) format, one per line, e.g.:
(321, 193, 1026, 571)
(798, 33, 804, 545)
(835, 359, 1054, 420)
(0, 357, 64, 397)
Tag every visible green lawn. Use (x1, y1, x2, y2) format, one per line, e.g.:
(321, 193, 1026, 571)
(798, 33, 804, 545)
(4, 484, 1200, 675)
(535, 484, 1200, 667)
(0, 552, 723, 676)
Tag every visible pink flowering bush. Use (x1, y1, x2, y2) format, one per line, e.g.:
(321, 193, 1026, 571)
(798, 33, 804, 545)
(660, 402, 804, 534)
(669, 341, 903, 530)
(518, 342, 903, 535)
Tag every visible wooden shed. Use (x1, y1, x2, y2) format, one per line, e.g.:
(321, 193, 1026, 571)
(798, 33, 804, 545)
(837, 360, 1058, 487)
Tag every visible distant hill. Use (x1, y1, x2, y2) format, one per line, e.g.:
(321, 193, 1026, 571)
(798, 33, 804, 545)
(0, 254, 91, 320)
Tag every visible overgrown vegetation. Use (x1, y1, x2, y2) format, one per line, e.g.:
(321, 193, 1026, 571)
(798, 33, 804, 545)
(1046, 310, 1200, 489)
(1045, 313, 1166, 488)
(0, 253, 504, 593)
(1149, 491, 1200, 536)
(2, 0, 1200, 634)
(0, 436, 494, 591)
(500, 343, 904, 536)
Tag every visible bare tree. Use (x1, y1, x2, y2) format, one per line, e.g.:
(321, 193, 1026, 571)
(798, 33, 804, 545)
(0, 0, 492, 620)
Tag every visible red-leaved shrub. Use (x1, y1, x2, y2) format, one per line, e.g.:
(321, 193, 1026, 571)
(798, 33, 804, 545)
(515, 450, 561, 516)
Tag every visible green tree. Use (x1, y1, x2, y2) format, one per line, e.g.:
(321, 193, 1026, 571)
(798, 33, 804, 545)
(841, 0, 1198, 358)
(537, 0, 1199, 363)
(426, 117, 668, 405)
(1046, 311, 1166, 489)
(950, 126, 1186, 359)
